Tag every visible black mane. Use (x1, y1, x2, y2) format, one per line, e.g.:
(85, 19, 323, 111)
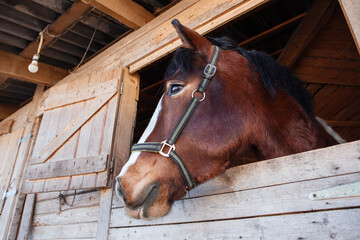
(165, 37, 314, 118)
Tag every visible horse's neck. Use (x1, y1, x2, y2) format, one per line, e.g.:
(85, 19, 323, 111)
(253, 103, 339, 160)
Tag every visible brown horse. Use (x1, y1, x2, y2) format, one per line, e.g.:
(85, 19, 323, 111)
(116, 20, 342, 220)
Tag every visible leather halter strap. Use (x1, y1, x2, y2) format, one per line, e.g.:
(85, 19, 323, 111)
(131, 46, 221, 191)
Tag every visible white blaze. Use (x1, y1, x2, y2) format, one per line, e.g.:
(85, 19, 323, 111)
(118, 95, 164, 177)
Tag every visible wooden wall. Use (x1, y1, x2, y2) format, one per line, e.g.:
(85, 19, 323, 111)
(109, 141, 360, 239)
(293, 7, 360, 141)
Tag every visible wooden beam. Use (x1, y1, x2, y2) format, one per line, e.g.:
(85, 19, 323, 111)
(0, 103, 19, 121)
(20, 1, 92, 59)
(71, 0, 270, 75)
(0, 119, 14, 136)
(86, 0, 154, 29)
(338, 0, 360, 54)
(0, 50, 68, 86)
(326, 120, 360, 127)
(239, 12, 307, 47)
(278, 0, 338, 68)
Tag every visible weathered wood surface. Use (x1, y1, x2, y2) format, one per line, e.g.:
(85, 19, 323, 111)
(0, 127, 24, 214)
(23, 69, 121, 193)
(109, 209, 360, 240)
(24, 154, 109, 180)
(16, 194, 35, 240)
(0, 119, 13, 136)
(72, 0, 270, 75)
(28, 190, 101, 240)
(339, 0, 360, 53)
(110, 141, 360, 238)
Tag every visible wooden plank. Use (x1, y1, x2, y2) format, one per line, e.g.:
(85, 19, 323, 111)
(0, 50, 67, 86)
(32, 205, 99, 227)
(24, 154, 108, 180)
(87, 0, 154, 29)
(40, 78, 119, 111)
(0, 127, 25, 214)
(34, 191, 100, 215)
(16, 194, 35, 240)
(326, 120, 360, 127)
(20, 1, 92, 59)
(96, 188, 113, 240)
(339, 0, 360, 53)
(112, 68, 139, 176)
(239, 12, 307, 47)
(129, 0, 271, 72)
(0, 119, 14, 136)
(112, 140, 360, 209)
(278, 0, 338, 68)
(72, 0, 269, 75)
(30, 92, 116, 164)
(29, 223, 98, 240)
(109, 209, 360, 240)
(111, 173, 360, 227)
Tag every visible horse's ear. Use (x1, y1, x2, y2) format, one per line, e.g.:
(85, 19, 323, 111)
(172, 19, 212, 54)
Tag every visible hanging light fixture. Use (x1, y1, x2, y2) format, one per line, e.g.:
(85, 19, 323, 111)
(28, 31, 44, 73)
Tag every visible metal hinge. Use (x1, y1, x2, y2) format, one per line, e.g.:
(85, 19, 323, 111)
(110, 157, 114, 173)
(309, 181, 360, 200)
(18, 134, 32, 146)
(120, 82, 124, 95)
(2, 189, 17, 201)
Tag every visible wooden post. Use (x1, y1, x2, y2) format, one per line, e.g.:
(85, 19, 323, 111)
(338, 0, 360, 54)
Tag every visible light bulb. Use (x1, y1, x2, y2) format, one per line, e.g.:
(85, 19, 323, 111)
(28, 53, 40, 73)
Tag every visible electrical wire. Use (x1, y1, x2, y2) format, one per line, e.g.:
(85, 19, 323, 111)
(69, 12, 102, 73)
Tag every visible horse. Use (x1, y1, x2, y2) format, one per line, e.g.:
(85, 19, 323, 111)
(116, 19, 343, 220)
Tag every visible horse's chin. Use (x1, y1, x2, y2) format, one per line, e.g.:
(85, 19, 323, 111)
(124, 201, 171, 220)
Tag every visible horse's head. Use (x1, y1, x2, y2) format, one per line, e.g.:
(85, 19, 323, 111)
(116, 20, 258, 220)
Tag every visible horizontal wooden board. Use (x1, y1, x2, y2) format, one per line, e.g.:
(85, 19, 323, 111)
(32, 205, 99, 227)
(34, 190, 101, 215)
(113, 140, 360, 208)
(24, 154, 108, 180)
(109, 209, 360, 240)
(29, 222, 98, 240)
(111, 173, 360, 227)
(40, 78, 118, 112)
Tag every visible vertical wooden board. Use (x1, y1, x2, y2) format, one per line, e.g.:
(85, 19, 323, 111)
(81, 174, 97, 189)
(75, 101, 94, 158)
(339, 0, 360, 53)
(69, 175, 84, 189)
(17, 194, 35, 240)
(96, 188, 113, 240)
(101, 95, 119, 155)
(87, 103, 108, 156)
(49, 103, 81, 162)
(0, 127, 24, 213)
(101, 68, 115, 83)
(89, 70, 103, 86)
(30, 108, 62, 162)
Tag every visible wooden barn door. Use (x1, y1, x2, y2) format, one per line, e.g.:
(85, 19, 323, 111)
(0, 128, 24, 213)
(21, 67, 137, 194)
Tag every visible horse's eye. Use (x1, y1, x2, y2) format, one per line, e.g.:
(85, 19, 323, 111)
(168, 84, 184, 95)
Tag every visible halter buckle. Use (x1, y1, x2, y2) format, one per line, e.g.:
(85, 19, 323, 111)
(159, 141, 175, 157)
(204, 64, 217, 78)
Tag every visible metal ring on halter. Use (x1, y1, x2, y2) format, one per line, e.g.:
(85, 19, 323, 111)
(191, 89, 206, 102)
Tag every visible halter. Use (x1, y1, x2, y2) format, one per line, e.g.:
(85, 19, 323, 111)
(131, 46, 221, 191)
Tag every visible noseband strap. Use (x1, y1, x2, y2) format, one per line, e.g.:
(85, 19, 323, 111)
(131, 46, 221, 191)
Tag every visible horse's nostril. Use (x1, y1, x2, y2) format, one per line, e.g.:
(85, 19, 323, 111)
(115, 177, 126, 203)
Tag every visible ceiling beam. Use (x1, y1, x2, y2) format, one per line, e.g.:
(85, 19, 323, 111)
(326, 120, 360, 128)
(86, 0, 155, 29)
(338, 0, 360, 54)
(0, 50, 68, 86)
(278, 0, 337, 68)
(20, 1, 92, 59)
(239, 12, 307, 47)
